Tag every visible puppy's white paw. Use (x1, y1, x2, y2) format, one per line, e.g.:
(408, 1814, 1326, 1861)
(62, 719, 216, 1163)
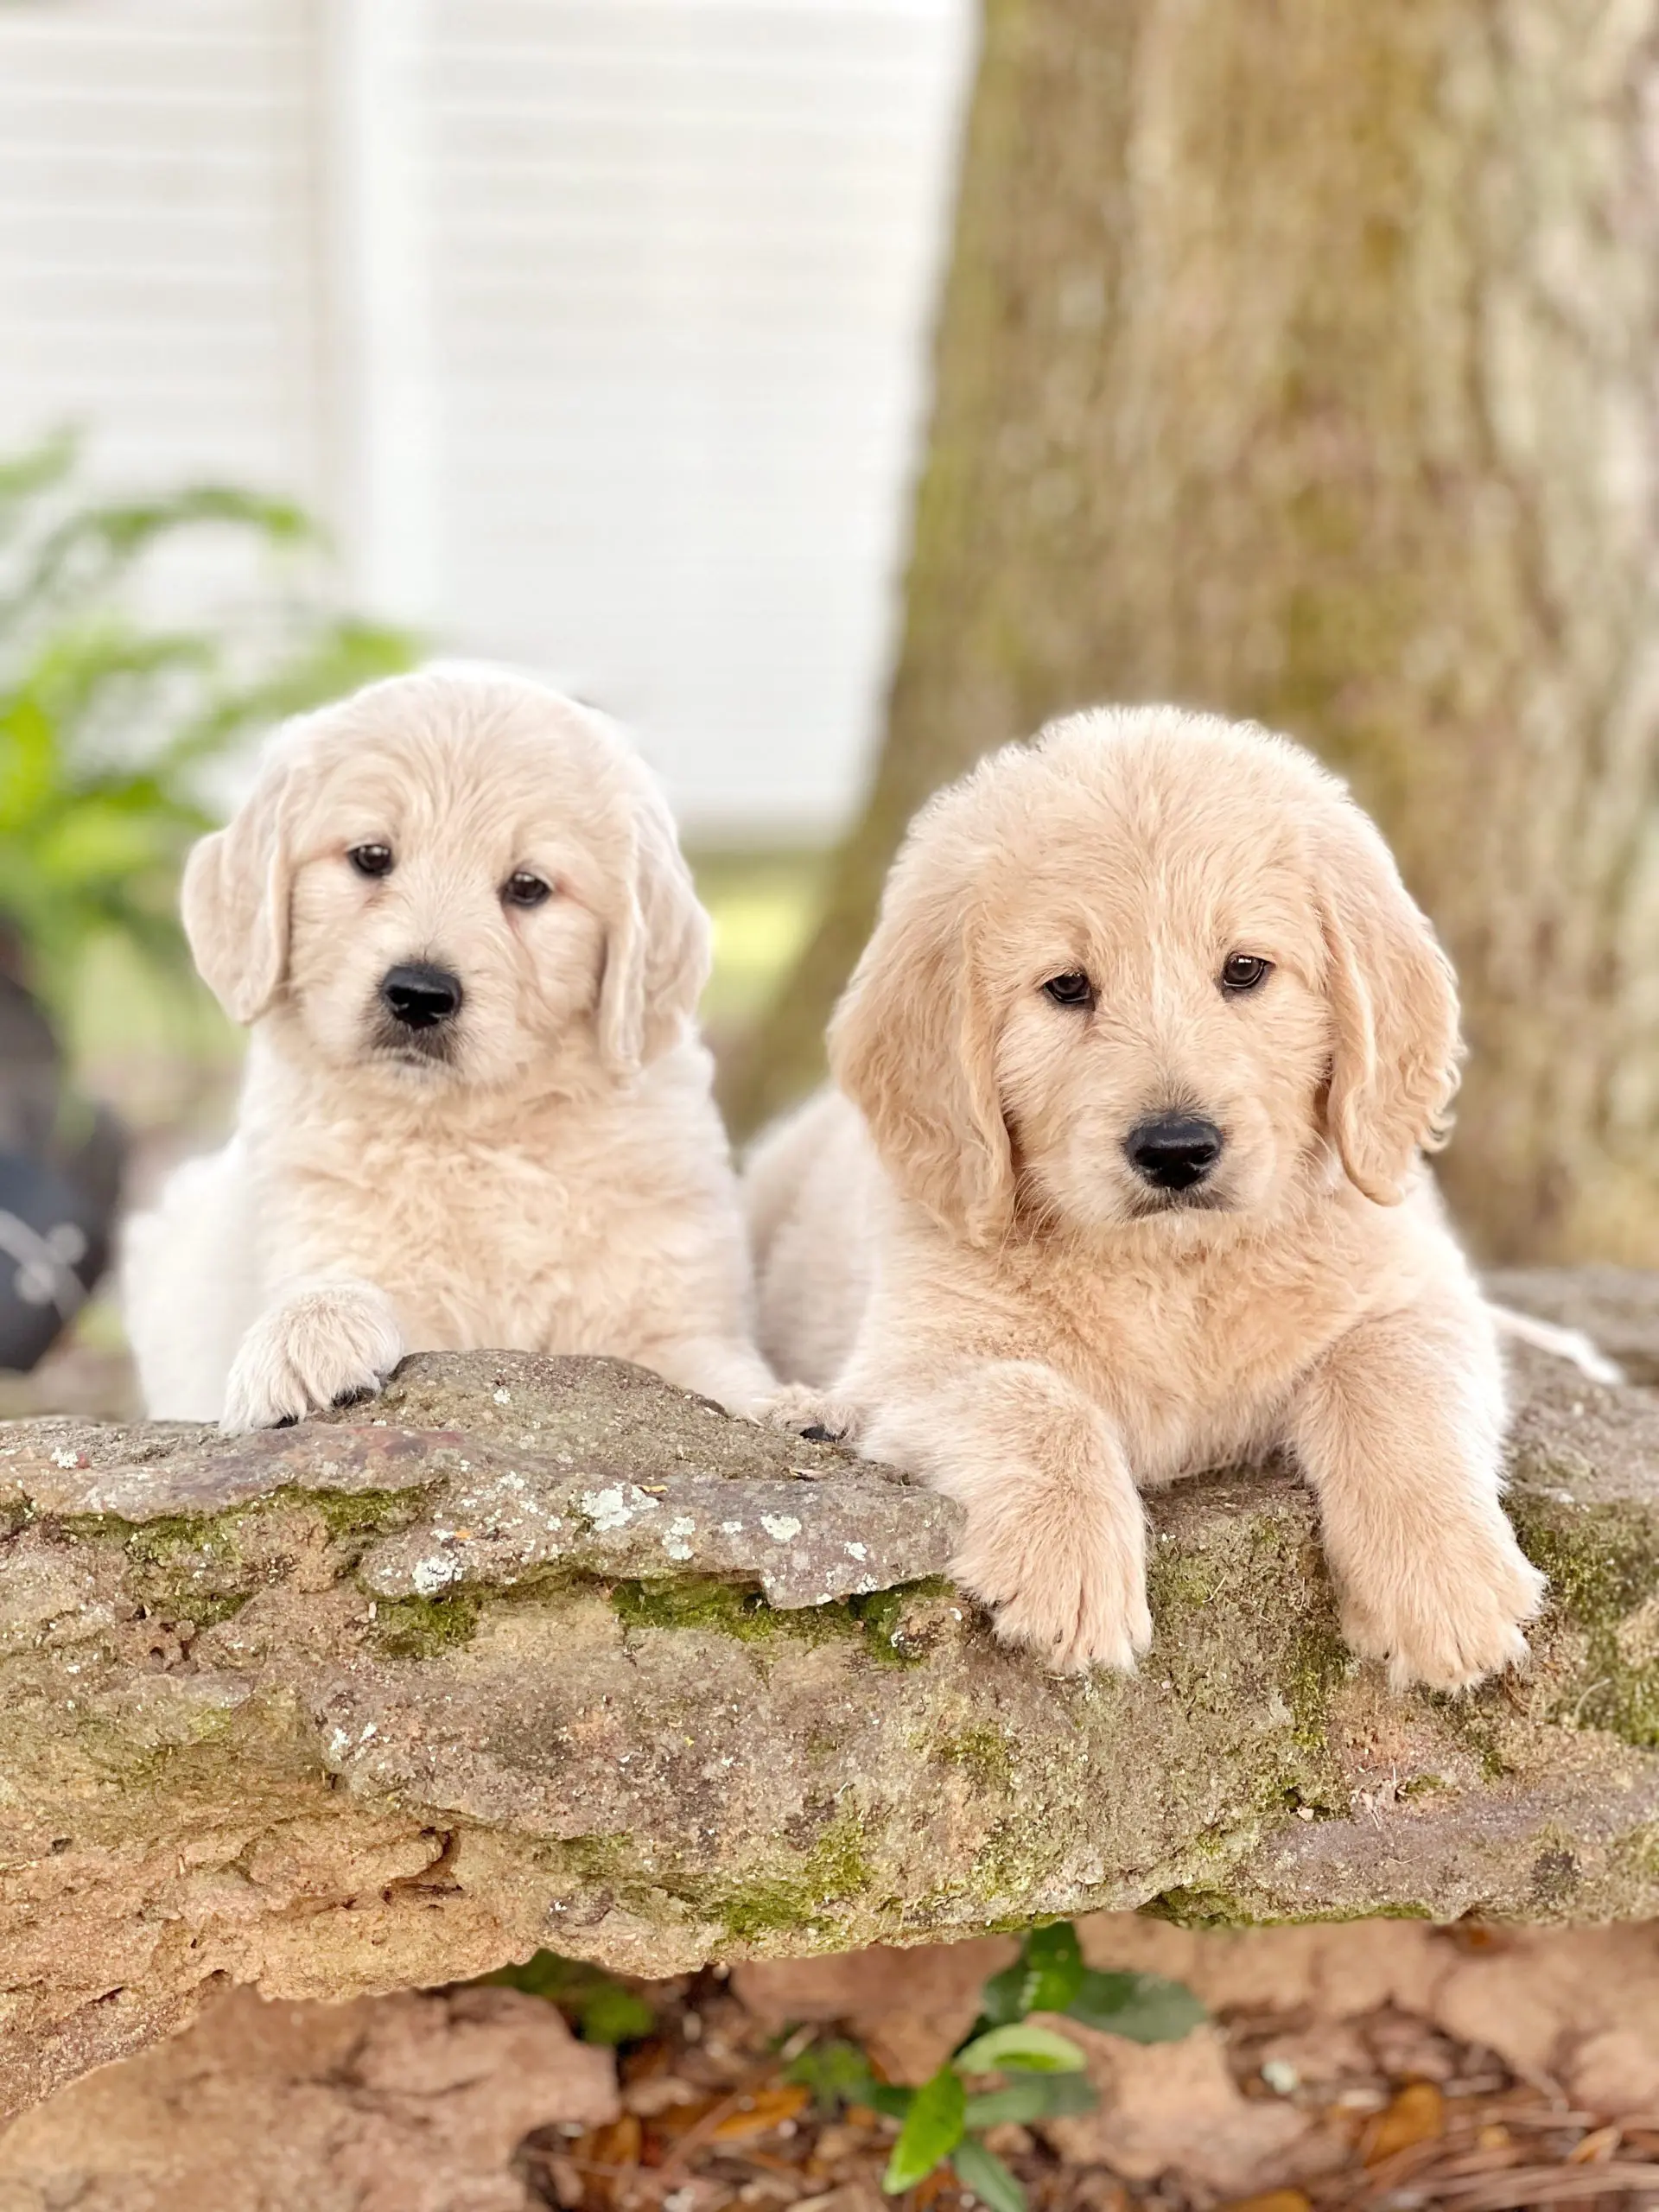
(760, 1382, 864, 1447)
(1340, 1513, 1547, 1693)
(221, 1281, 404, 1434)
(954, 1503, 1151, 1675)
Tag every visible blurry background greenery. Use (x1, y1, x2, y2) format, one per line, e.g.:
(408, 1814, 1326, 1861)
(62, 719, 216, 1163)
(0, 432, 414, 1122)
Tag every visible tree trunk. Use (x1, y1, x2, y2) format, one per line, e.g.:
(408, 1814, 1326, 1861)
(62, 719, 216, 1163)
(723, 0, 1659, 1266)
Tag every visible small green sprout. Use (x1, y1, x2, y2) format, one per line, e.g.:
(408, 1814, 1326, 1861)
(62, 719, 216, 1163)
(784, 1919, 1204, 2209)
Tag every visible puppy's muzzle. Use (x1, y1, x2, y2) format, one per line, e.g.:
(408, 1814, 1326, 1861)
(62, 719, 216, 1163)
(1125, 1113, 1224, 1193)
(379, 962, 463, 1031)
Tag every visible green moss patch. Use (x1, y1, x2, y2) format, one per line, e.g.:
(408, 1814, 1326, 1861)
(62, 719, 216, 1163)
(711, 1803, 875, 1942)
(609, 1573, 951, 1669)
(1510, 1499, 1659, 1747)
(931, 1725, 1015, 1791)
(371, 1588, 486, 1658)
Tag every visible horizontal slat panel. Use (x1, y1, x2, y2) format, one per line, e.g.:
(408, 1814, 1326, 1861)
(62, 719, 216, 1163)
(0, 0, 969, 831)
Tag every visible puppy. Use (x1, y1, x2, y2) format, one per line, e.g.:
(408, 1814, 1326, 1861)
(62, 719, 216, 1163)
(748, 706, 1546, 1690)
(124, 666, 774, 1431)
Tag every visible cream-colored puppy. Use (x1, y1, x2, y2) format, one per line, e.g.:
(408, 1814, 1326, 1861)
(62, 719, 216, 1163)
(749, 707, 1546, 1691)
(124, 666, 773, 1431)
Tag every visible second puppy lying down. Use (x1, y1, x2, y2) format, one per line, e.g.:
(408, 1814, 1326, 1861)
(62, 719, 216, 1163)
(749, 706, 1545, 1690)
(125, 667, 773, 1431)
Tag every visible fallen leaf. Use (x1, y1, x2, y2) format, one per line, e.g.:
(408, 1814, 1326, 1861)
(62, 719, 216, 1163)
(625, 2074, 703, 2117)
(1567, 2122, 1622, 2163)
(583, 2113, 644, 2169)
(1216, 2193, 1313, 2212)
(651, 2094, 725, 2140)
(709, 2084, 812, 2141)
(1364, 2080, 1445, 2163)
(570, 2113, 645, 2209)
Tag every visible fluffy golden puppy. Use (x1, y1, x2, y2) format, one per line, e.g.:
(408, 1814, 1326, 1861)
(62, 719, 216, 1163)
(124, 665, 773, 1431)
(748, 706, 1547, 1689)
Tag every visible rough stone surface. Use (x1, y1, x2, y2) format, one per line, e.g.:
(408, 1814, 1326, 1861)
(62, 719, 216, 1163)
(1, 1287, 1657, 2121)
(0, 1982, 617, 2211)
(1490, 1265, 1659, 1386)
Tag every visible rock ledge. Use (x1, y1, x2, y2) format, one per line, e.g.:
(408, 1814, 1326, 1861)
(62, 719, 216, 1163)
(1, 1281, 1657, 2118)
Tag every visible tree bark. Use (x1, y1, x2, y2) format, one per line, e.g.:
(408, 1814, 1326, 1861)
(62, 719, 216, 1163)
(723, 0, 1659, 1266)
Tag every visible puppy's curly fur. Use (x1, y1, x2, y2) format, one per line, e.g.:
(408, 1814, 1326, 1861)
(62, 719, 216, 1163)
(747, 706, 1546, 1689)
(124, 666, 773, 1431)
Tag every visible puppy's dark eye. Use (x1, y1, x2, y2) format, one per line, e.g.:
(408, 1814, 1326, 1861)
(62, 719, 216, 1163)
(348, 843, 394, 879)
(1042, 971, 1096, 1010)
(1220, 952, 1272, 995)
(503, 870, 552, 909)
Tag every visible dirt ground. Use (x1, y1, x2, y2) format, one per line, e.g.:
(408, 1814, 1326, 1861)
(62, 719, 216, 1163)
(5, 1916, 1659, 2212)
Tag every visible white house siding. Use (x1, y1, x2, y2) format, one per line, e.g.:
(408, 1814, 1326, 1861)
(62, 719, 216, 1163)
(0, 1, 328, 500)
(0, 0, 971, 836)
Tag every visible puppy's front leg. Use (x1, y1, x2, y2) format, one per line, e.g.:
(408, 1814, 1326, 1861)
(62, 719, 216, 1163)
(221, 1275, 404, 1433)
(1289, 1303, 1546, 1691)
(863, 1359, 1150, 1675)
(640, 1335, 782, 1422)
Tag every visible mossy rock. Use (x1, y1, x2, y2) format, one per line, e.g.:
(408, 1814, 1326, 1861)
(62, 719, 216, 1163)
(0, 1300, 1656, 2123)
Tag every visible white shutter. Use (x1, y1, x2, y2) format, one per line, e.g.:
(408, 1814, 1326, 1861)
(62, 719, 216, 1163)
(0, 0, 973, 836)
(0, 0, 328, 504)
(414, 0, 972, 832)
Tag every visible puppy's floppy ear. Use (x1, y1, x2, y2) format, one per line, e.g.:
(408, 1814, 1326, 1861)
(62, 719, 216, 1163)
(180, 753, 296, 1026)
(830, 836, 1014, 1245)
(597, 778, 711, 1077)
(1317, 803, 1460, 1205)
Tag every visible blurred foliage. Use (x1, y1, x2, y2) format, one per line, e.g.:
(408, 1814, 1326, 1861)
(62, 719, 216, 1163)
(0, 430, 416, 1023)
(689, 846, 829, 1034)
(476, 1950, 657, 2046)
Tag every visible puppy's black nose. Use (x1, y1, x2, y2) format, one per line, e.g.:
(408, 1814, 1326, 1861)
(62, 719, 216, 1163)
(1126, 1114, 1224, 1192)
(380, 963, 462, 1029)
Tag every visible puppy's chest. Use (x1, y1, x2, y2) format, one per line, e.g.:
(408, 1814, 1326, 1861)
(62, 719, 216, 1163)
(277, 1131, 620, 1332)
(1035, 1252, 1352, 1477)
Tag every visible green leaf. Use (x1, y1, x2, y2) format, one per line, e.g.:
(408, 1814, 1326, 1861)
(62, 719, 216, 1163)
(866, 2081, 915, 2120)
(952, 2139, 1027, 2212)
(963, 2072, 1097, 2129)
(0, 696, 56, 829)
(882, 2065, 966, 2194)
(474, 1950, 653, 2044)
(1065, 1969, 1205, 2044)
(976, 1961, 1027, 2030)
(1017, 1921, 1085, 2015)
(785, 2036, 883, 2113)
(973, 1923, 1086, 2037)
(578, 1981, 656, 2047)
(954, 2023, 1089, 2076)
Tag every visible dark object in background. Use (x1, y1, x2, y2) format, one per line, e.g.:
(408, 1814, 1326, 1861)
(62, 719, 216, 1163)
(0, 965, 124, 1372)
(0, 968, 60, 1160)
(0, 1151, 106, 1373)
